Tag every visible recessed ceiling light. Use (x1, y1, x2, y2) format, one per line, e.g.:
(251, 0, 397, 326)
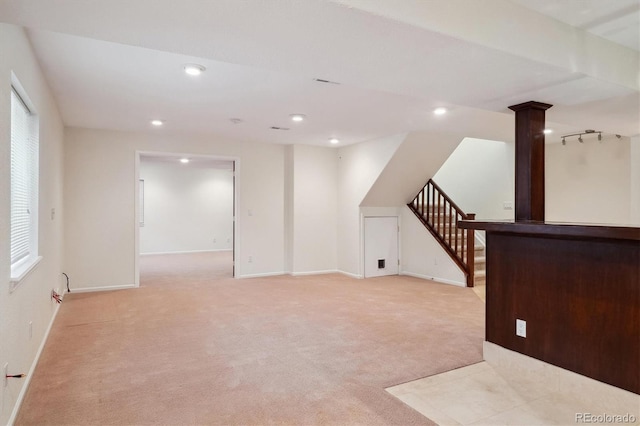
(290, 114, 306, 122)
(184, 64, 206, 76)
(543, 129, 553, 134)
(329, 138, 340, 145)
(433, 107, 447, 116)
(180, 158, 190, 164)
(151, 119, 164, 126)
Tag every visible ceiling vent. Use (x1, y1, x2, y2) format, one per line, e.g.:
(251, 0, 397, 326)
(313, 78, 340, 85)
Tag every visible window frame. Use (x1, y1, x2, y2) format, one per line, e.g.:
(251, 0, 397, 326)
(9, 77, 41, 288)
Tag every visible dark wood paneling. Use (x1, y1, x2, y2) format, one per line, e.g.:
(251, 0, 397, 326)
(485, 232, 640, 394)
(459, 220, 640, 241)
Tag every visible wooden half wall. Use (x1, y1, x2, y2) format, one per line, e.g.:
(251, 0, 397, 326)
(459, 221, 640, 394)
(460, 100, 639, 394)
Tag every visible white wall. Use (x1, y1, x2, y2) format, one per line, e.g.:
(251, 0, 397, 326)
(140, 159, 233, 254)
(291, 145, 338, 274)
(362, 131, 465, 207)
(400, 207, 466, 286)
(630, 135, 640, 225)
(64, 127, 285, 288)
(433, 138, 515, 220)
(337, 134, 404, 276)
(284, 146, 294, 273)
(0, 24, 65, 425)
(545, 136, 632, 224)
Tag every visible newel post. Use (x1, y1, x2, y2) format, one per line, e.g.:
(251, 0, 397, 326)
(508, 101, 553, 222)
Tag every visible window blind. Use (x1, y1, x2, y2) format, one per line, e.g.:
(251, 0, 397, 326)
(10, 88, 38, 267)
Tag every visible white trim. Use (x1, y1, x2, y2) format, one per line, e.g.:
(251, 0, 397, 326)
(8, 297, 62, 426)
(236, 271, 287, 279)
(337, 270, 363, 279)
(290, 269, 339, 276)
(400, 271, 466, 287)
(70, 284, 136, 293)
(140, 249, 232, 256)
(134, 152, 141, 287)
(9, 256, 43, 291)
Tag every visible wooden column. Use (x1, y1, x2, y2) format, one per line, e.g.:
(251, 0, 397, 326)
(508, 101, 552, 222)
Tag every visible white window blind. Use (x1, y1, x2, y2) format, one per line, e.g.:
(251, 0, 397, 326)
(10, 87, 39, 272)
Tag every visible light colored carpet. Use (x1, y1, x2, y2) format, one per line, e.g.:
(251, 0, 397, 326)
(17, 252, 484, 425)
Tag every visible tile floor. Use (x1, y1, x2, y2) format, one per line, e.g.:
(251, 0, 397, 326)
(387, 358, 640, 425)
(387, 285, 640, 425)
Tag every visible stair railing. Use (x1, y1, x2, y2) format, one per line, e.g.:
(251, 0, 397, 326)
(407, 179, 475, 287)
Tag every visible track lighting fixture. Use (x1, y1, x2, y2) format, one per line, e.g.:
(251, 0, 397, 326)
(560, 130, 621, 146)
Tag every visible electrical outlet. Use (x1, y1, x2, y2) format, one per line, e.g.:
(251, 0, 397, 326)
(516, 319, 527, 338)
(248, 256, 253, 263)
(3, 363, 8, 387)
(503, 201, 514, 210)
(213, 238, 217, 243)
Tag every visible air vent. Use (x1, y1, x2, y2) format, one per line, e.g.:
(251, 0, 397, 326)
(313, 78, 340, 85)
(270, 126, 290, 131)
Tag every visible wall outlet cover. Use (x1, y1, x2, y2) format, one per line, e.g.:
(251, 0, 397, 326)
(516, 319, 527, 338)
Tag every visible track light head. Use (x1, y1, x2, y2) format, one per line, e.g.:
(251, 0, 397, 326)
(616, 134, 621, 139)
(578, 135, 583, 143)
(562, 137, 566, 146)
(598, 133, 602, 142)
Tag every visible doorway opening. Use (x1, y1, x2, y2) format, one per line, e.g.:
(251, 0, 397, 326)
(135, 152, 237, 286)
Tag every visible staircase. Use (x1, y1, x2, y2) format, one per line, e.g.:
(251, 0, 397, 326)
(408, 179, 484, 287)
(474, 245, 486, 286)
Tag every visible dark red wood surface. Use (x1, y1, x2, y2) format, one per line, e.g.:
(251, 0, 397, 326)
(460, 219, 640, 394)
(508, 101, 552, 222)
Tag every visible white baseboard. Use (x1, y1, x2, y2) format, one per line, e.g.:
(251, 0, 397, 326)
(236, 271, 287, 279)
(483, 342, 639, 416)
(8, 298, 62, 425)
(290, 269, 339, 277)
(400, 271, 466, 287)
(70, 284, 136, 293)
(140, 249, 232, 256)
(337, 270, 362, 279)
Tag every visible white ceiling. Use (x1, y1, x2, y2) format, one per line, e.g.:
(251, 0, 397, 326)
(141, 154, 234, 170)
(0, 0, 638, 146)
(512, 0, 640, 51)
